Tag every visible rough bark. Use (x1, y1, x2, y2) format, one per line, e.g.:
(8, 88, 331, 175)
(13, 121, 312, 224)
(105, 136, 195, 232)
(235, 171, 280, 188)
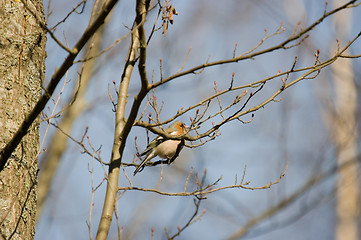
(0, 0, 46, 239)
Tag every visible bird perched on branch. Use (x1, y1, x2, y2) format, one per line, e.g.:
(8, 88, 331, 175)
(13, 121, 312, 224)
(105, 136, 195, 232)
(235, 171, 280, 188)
(134, 121, 187, 175)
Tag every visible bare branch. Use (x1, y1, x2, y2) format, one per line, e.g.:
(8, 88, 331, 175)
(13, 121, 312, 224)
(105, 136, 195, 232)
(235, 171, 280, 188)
(118, 164, 288, 196)
(228, 154, 361, 240)
(150, 0, 359, 89)
(96, 0, 152, 239)
(132, 30, 361, 148)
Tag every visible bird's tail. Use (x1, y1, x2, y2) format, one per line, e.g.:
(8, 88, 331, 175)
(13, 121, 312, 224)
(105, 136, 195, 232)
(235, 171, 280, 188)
(133, 156, 149, 176)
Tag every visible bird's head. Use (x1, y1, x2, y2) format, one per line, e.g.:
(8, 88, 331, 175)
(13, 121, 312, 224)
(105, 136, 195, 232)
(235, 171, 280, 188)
(167, 121, 187, 135)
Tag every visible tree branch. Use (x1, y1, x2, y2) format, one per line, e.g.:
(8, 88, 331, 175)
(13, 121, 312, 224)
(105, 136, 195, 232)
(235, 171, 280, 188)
(132, 30, 361, 145)
(150, 0, 358, 89)
(95, 0, 151, 239)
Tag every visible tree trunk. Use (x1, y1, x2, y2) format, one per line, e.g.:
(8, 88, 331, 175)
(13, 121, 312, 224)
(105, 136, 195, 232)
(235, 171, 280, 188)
(0, 0, 46, 239)
(333, 53, 359, 240)
(332, 1, 359, 239)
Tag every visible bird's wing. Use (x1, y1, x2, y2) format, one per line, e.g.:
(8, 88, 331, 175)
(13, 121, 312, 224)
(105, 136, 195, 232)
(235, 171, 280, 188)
(140, 136, 166, 156)
(134, 137, 166, 176)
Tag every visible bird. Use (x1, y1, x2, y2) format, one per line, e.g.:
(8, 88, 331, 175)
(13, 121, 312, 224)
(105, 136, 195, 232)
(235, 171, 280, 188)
(133, 121, 187, 175)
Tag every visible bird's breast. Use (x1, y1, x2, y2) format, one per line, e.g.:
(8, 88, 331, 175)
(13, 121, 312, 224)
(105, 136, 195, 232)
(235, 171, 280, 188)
(154, 140, 182, 159)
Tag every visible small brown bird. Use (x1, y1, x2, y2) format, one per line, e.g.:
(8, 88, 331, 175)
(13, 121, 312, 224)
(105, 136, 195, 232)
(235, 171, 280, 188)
(134, 121, 187, 175)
